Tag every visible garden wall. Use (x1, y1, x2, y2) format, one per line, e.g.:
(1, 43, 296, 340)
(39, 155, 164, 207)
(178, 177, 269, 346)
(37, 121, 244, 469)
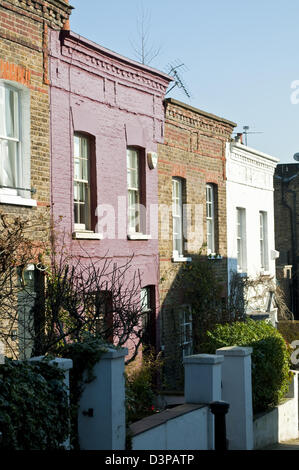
(253, 371, 299, 449)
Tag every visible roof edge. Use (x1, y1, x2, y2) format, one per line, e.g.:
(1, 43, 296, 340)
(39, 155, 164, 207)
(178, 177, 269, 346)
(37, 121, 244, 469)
(164, 97, 237, 128)
(63, 31, 172, 84)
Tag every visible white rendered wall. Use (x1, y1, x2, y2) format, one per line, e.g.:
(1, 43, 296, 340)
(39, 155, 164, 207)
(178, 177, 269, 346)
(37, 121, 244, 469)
(132, 407, 209, 450)
(226, 142, 279, 307)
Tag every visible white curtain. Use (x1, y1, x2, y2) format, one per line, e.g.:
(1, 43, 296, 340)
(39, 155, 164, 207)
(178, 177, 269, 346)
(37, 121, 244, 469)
(0, 140, 17, 188)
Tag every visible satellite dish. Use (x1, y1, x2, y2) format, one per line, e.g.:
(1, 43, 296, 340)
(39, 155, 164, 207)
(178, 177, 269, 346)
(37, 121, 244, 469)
(293, 153, 299, 161)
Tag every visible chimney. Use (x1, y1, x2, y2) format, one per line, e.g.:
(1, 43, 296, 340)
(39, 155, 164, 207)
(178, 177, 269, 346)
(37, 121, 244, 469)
(234, 133, 243, 144)
(62, 0, 70, 31)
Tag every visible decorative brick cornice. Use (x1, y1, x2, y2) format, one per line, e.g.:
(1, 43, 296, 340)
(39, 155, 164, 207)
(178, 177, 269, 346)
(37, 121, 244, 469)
(165, 99, 236, 138)
(58, 32, 172, 95)
(3, 0, 73, 29)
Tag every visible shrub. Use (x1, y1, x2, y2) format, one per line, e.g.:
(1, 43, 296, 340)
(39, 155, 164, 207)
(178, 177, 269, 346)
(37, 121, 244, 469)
(125, 351, 163, 424)
(0, 358, 69, 450)
(204, 319, 292, 413)
(278, 321, 299, 347)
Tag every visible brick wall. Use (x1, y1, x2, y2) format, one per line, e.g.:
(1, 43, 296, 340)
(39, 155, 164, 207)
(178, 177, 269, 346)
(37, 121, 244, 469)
(0, 0, 71, 218)
(49, 29, 171, 361)
(0, 0, 71, 356)
(274, 163, 299, 318)
(158, 98, 236, 389)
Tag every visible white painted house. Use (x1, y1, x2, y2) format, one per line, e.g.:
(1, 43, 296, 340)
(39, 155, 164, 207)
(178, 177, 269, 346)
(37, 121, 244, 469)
(226, 139, 279, 317)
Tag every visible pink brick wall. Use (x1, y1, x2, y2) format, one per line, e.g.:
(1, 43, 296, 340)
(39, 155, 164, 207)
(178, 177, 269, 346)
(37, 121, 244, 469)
(49, 30, 171, 352)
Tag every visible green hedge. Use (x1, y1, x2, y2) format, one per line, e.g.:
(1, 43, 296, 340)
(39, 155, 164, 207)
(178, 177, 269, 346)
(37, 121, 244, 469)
(0, 358, 69, 450)
(204, 319, 292, 413)
(278, 321, 299, 346)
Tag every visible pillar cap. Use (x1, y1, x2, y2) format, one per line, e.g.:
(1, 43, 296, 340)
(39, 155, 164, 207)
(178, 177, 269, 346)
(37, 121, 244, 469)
(184, 353, 224, 365)
(29, 356, 73, 370)
(101, 347, 128, 359)
(216, 346, 253, 357)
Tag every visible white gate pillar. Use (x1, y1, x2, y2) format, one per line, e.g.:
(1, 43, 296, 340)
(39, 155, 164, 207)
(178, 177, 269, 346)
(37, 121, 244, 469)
(78, 347, 127, 450)
(184, 354, 224, 449)
(216, 346, 253, 450)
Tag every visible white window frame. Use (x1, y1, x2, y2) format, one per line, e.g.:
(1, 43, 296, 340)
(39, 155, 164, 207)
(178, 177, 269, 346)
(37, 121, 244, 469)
(0, 80, 33, 206)
(74, 133, 91, 232)
(206, 184, 215, 255)
(259, 211, 269, 271)
(180, 305, 192, 359)
(127, 148, 141, 234)
(140, 286, 151, 314)
(172, 177, 183, 258)
(236, 207, 247, 273)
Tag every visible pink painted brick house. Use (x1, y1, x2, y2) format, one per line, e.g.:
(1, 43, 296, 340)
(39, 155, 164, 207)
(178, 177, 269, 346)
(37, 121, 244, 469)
(48, 29, 171, 357)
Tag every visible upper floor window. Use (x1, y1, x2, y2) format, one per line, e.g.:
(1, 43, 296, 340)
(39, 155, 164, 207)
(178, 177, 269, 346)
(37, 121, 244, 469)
(0, 84, 20, 194)
(259, 211, 268, 271)
(0, 81, 33, 206)
(172, 177, 183, 257)
(127, 148, 140, 233)
(206, 184, 215, 255)
(74, 133, 91, 231)
(236, 207, 247, 272)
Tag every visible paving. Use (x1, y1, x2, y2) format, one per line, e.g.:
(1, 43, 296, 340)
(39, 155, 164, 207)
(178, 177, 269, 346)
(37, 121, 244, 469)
(261, 439, 299, 450)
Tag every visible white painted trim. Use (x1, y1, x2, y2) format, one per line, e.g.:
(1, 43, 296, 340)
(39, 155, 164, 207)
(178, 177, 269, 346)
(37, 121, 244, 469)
(127, 233, 151, 240)
(0, 194, 37, 207)
(172, 255, 192, 263)
(72, 231, 103, 240)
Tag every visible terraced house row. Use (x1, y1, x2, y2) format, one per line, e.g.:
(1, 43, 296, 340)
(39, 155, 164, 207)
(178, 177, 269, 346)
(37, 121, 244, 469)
(0, 0, 281, 388)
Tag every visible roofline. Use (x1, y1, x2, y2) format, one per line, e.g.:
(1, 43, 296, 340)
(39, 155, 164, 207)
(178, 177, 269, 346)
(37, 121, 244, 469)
(230, 141, 280, 164)
(63, 31, 173, 84)
(164, 97, 237, 128)
(49, 0, 74, 12)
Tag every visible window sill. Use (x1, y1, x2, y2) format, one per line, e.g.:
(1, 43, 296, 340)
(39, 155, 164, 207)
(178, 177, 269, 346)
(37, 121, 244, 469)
(172, 255, 192, 263)
(72, 231, 103, 240)
(207, 254, 222, 260)
(237, 270, 248, 277)
(260, 270, 271, 277)
(127, 233, 152, 240)
(0, 194, 37, 207)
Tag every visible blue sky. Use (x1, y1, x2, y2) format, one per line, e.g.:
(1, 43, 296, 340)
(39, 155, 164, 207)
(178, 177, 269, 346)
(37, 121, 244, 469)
(70, 0, 299, 163)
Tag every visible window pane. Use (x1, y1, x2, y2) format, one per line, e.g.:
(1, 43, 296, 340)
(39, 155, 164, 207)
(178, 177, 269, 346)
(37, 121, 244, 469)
(74, 134, 90, 229)
(127, 149, 140, 232)
(74, 136, 80, 158)
(0, 139, 17, 187)
(5, 88, 18, 139)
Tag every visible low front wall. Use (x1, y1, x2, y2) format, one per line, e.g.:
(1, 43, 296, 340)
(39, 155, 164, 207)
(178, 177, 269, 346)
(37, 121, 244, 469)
(130, 404, 210, 450)
(253, 372, 298, 449)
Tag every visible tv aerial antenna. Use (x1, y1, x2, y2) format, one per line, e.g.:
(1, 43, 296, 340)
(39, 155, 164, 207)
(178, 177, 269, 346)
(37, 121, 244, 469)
(233, 125, 263, 146)
(165, 59, 191, 99)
